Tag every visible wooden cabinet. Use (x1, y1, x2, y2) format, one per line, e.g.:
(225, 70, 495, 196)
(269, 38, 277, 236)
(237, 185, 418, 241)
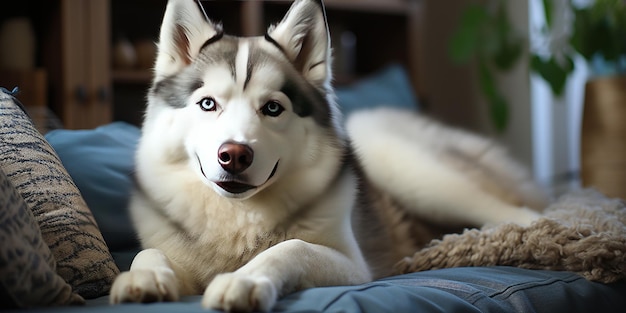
(47, 0, 112, 129)
(0, 0, 112, 130)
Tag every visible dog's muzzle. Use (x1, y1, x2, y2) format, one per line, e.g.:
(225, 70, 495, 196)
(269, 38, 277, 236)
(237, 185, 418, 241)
(214, 161, 279, 195)
(196, 148, 280, 196)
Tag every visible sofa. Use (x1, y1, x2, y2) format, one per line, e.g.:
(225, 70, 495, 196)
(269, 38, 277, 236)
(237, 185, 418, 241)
(2, 65, 626, 312)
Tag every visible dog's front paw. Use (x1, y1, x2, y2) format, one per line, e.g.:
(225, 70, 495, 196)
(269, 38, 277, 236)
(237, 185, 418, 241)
(202, 273, 278, 312)
(109, 268, 179, 304)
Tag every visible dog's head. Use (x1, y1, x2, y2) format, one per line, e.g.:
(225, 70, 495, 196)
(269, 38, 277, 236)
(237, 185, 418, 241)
(143, 0, 344, 200)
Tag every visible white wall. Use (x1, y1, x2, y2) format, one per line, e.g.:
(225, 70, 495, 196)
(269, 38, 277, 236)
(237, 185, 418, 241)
(529, 0, 587, 195)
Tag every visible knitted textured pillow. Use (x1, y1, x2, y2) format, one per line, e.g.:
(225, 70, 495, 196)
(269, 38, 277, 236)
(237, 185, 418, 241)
(395, 189, 626, 284)
(0, 90, 119, 299)
(0, 167, 84, 308)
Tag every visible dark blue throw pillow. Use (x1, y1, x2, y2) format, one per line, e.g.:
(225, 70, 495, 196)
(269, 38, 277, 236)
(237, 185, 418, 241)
(335, 64, 419, 118)
(45, 122, 141, 255)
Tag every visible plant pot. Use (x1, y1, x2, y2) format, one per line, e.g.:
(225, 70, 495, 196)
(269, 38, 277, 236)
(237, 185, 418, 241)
(581, 75, 626, 200)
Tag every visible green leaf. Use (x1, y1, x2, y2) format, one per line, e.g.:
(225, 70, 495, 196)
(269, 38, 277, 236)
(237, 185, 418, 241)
(530, 55, 574, 96)
(542, 0, 553, 29)
(571, 7, 593, 59)
(449, 4, 489, 64)
(491, 2, 524, 70)
(571, 0, 626, 62)
(493, 37, 523, 70)
(478, 60, 497, 98)
(490, 94, 509, 133)
(478, 60, 509, 132)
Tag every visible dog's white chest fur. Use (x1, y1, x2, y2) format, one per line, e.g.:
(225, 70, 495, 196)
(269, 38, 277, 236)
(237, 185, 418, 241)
(131, 183, 288, 293)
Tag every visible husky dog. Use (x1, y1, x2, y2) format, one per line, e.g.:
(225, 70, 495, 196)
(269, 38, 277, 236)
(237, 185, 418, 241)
(110, 0, 546, 311)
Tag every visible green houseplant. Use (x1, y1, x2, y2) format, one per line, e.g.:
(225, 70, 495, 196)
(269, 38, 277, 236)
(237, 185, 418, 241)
(449, 0, 524, 132)
(450, 0, 626, 131)
(532, 0, 626, 95)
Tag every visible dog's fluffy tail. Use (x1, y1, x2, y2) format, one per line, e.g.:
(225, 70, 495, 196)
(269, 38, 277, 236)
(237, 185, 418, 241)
(346, 107, 549, 227)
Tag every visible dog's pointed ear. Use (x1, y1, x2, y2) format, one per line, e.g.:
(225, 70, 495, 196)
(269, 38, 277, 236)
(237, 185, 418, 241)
(154, 0, 222, 80)
(267, 0, 331, 88)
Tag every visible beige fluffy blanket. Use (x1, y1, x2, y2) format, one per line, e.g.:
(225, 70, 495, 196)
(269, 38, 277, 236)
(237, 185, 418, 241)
(394, 189, 626, 283)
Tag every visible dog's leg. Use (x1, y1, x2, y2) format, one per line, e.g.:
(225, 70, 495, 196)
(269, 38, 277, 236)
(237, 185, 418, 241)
(109, 248, 181, 304)
(202, 239, 371, 312)
(365, 141, 541, 227)
(348, 108, 544, 228)
(392, 170, 542, 227)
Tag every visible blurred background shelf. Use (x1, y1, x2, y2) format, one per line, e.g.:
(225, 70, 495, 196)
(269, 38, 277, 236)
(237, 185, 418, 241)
(1, 0, 423, 129)
(112, 70, 153, 85)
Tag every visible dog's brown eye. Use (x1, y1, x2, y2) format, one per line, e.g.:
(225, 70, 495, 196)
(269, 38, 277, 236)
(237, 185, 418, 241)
(197, 97, 217, 112)
(261, 101, 284, 117)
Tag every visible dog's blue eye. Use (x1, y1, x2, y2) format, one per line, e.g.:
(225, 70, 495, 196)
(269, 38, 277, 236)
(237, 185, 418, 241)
(261, 101, 284, 117)
(197, 97, 217, 112)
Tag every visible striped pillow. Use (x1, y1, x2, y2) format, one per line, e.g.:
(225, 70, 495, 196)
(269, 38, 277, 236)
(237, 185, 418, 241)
(0, 167, 84, 308)
(0, 90, 119, 299)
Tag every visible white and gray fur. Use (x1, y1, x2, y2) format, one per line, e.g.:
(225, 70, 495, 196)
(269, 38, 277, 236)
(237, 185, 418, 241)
(110, 0, 547, 312)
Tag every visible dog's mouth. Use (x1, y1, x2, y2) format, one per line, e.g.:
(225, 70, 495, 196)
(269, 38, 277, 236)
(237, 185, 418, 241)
(214, 181, 257, 194)
(197, 156, 279, 195)
(216, 161, 279, 194)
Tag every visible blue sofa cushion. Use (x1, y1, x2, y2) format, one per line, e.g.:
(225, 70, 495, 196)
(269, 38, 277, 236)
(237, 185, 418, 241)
(335, 64, 419, 118)
(45, 122, 141, 256)
(10, 267, 626, 313)
(279, 267, 626, 313)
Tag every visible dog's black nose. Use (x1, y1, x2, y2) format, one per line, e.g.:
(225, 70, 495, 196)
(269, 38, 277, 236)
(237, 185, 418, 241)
(218, 142, 254, 174)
